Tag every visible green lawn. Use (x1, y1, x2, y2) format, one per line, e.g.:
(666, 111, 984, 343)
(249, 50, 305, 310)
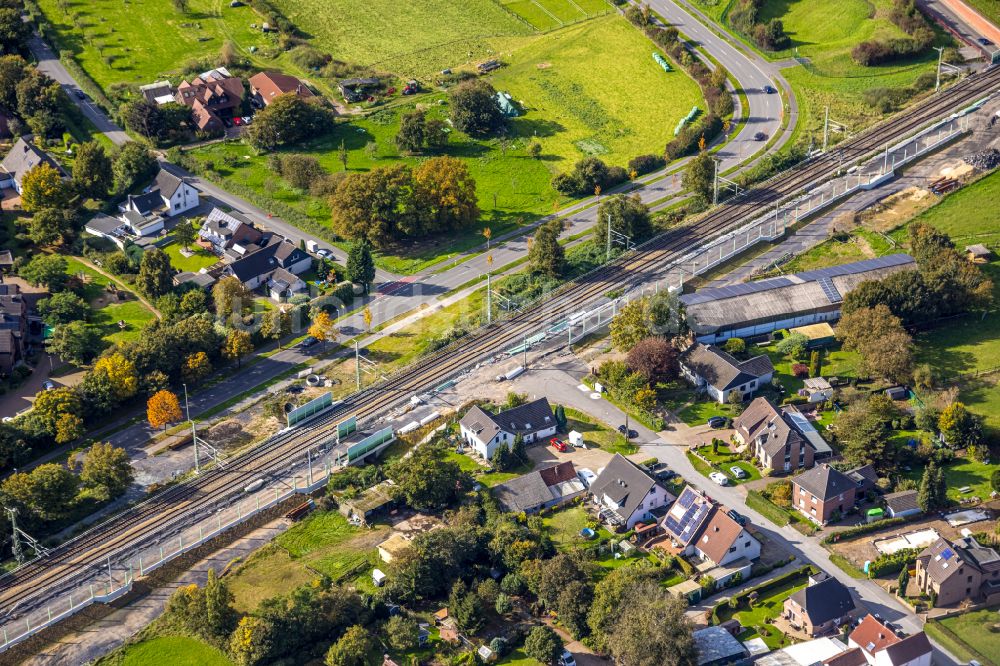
(564, 408, 637, 455)
(161, 240, 218, 273)
(63, 257, 157, 344)
(190, 14, 703, 274)
(937, 608, 1000, 666)
(498, 648, 542, 666)
(965, 0, 1000, 26)
(908, 170, 1000, 243)
(542, 504, 605, 550)
(715, 571, 811, 649)
(35, 0, 266, 91)
(691, 443, 760, 484)
(675, 399, 734, 426)
(901, 456, 997, 502)
(117, 635, 233, 666)
(228, 510, 386, 611)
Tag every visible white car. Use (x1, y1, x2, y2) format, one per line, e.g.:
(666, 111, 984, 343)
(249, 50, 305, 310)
(559, 650, 577, 666)
(316, 248, 332, 259)
(730, 465, 748, 479)
(709, 471, 729, 486)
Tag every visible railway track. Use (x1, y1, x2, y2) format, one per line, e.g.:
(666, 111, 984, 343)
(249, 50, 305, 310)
(2, 65, 999, 630)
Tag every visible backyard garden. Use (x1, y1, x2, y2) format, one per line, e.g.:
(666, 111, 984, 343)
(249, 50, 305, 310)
(711, 566, 816, 649)
(63, 257, 158, 345)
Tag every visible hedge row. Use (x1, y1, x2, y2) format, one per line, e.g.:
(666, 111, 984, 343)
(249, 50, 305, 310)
(867, 547, 922, 578)
(821, 517, 907, 545)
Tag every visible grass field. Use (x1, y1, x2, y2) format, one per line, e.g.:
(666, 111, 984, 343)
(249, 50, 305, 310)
(715, 570, 811, 649)
(901, 456, 996, 502)
(905, 170, 1000, 243)
(160, 240, 219, 273)
(227, 510, 386, 611)
(191, 14, 703, 274)
(936, 607, 1000, 666)
(965, 0, 1000, 25)
(501, 0, 612, 31)
(63, 257, 156, 344)
(699, 0, 944, 146)
(35, 0, 265, 90)
(117, 635, 233, 666)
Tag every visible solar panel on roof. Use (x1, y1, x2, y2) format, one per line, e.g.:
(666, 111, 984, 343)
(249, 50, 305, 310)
(817, 276, 843, 303)
(678, 254, 914, 306)
(942, 548, 955, 560)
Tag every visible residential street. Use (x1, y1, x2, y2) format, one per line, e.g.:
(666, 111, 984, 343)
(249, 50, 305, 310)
(508, 355, 961, 666)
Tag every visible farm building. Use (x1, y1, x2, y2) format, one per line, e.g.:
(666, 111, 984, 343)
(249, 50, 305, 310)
(679, 255, 916, 343)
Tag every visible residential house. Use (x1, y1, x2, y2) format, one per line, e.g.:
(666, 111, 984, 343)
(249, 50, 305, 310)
(791, 464, 858, 524)
(0, 249, 13, 273)
(883, 490, 921, 518)
(175, 67, 245, 133)
(679, 255, 917, 344)
(845, 464, 878, 496)
(848, 615, 932, 666)
(590, 453, 675, 529)
(494, 461, 585, 514)
(659, 485, 760, 585)
(249, 71, 315, 107)
(458, 397, 556, 460)
(693, 626, 751, 666)
(783, 572, 857, 637)
(149, 169, 199, 217)
(0, 284, 28, 375)
(802, 377, 834, 403)
(0, 138, 68, 194)
(679, 343, 774, 404)
(733, 397, 829, 473)
(913, 535, 1000, 607)
(198, 207, 263, 255)
(221, 236, 312, 301)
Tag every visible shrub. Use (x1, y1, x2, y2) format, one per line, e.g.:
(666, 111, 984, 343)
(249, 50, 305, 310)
(628, 154, 666, 176)
(792, 363, 809, 378)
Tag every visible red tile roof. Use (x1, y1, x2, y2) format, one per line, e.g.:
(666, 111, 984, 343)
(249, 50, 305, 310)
(850, 615, 900, 656)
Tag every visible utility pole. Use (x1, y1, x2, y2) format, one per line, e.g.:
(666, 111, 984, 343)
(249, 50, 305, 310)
(606, 213, 613, 262)
(522, 335, 527, 368)
(183, 383, 199, 474)
(486, 253, 493, 325)
(355, 341, 361, 390)
(6, 507, 23, 564)
(935, 47, 944, 91)
(713, 158, 720, 206)
(822, 106, 830, 153)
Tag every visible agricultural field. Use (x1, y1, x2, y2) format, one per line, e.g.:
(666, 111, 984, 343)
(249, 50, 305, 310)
(698, 0, 945, 145)
(190, 14, 703, 273)
(935, 607, 1000, 666)
(33, 0, 265, 91)
(501, 0, 613, 32)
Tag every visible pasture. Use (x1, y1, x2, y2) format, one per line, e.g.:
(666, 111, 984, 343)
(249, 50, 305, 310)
(192, 14, 702, 273)
(116, 635, 233, 666)
(34, 0, 264, 90)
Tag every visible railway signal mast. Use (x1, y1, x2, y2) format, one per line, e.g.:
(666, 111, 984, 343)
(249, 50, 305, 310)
(822, 106, 850, 153)
(606, 214, 635, 261)
(4, 507, 49, 564)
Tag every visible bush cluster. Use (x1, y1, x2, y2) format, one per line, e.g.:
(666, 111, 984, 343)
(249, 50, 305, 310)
(552, 157, 629, 197)
(729, 0, 791, 51)
(852, 0, 934, 65)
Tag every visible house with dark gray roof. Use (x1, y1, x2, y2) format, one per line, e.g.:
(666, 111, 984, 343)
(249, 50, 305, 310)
(0, 138, 68, 194)
(459, 398, 556, 460)
(221, 236, 312, 301)
(680, 255, 917, 344)
(121, 168, 199, 221)
(679, 343, 774, 403)
(914, 535, 1000, 606)
(792, 464, 859, 524)
(590, 453, 675, 529)
(493, 461, 585, 514)
(0, 284, 27, 376)
(783, 574, 857, 637)
(734, 397, 821, 473)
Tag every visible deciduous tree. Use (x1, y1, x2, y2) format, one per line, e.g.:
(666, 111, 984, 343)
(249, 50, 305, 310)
(80, 442, 133, 498)
(837, 304, 913, 382)
(324, 625, 372, 666)
(26, 206, 76, 246)
(112, 141, 157, 194)
(245, 95, 330, 150)
(222, 329, 253, 367)
(55, 412, 84, 444)
(938, 402, 983, 451)
(182, 351, 212, 384)
(387, 443, 466, 510)
(524, 625, 562, 665)
(20, 163, 70, 212)
(395, 109, 426, 153)
(683, 151, 714, 203)
(19, 253, 68, 291)
(49, 321, 104, 365)
(212, 276, 254, 323)
(449, 78, 505, 137)
(626, 336, 679, 383)
(260, 307, 292, 344)
(147, 389, 182, 429)
(37, 291, 88, 326)
(610, 298, 651, 351)
(412, 156, 479, 235)
(596, 194, 652, 256)
(3, 463, 79, 520)
(607, 582, 697, 666)
(72, 141, 113, 198)
(137, 247, 174, 299)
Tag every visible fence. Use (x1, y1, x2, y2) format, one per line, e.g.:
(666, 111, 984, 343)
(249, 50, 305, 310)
(0, 445, 342, 653)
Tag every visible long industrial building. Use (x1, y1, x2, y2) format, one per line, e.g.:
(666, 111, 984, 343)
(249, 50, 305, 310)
(680, 254, 916, 343)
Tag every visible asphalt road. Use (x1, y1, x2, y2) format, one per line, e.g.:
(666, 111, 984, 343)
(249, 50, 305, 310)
(513, 357, 959, 666)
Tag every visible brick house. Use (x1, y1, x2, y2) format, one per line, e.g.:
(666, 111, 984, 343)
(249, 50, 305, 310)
(913, 535, 1000, 607)
(782, 572, 857, 637)
(733, 397, 820, 473)
(249, 71, 315, 107)
(175, 67, 244, 133)
(791, 464, 857, 524)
